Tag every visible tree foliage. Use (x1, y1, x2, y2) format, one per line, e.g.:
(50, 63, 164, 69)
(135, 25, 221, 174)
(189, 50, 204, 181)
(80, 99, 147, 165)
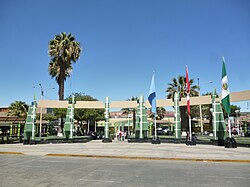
(51, 93, 104, 127)
(41, 113, 58, 122)
(223, 104, 241, 118)
(53, 108, 67, 119)
(149, 107, 166, 120)
(8, 101, 29, 118)
(166, 75, 199, 99)
(68, 93, 104, 125)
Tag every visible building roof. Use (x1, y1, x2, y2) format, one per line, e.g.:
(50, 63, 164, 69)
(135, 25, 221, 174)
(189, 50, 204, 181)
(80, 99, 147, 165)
(0, 112, 26, 124)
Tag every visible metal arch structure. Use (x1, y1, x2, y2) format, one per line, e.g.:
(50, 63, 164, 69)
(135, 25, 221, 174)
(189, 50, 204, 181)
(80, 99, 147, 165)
(37, 90, 250, 109)
(23, 90, 249, 143)
(154, 90, 250, 108)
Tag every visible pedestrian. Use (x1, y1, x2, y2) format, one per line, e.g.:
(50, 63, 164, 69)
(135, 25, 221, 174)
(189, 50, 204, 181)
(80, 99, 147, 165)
(192, 132, 196, 145)
(116, 130, 120, 140)
(121, 131, 124, 141)
(119, 131, 122, 141)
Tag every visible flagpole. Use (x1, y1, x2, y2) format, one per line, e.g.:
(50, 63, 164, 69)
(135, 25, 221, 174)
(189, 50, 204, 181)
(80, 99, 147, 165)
(185, 66, 192, 143)
(189, 114, 192, 141)
(228, 114, 231, 138)
(148, 72, 160, 144)
(175, 103, 178, 139)
(154, 114, 157, 139)
(139, 95, 143, 139)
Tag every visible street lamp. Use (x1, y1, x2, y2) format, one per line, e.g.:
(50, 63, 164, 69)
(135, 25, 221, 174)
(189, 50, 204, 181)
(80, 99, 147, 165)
(197, 78, 213, 135)
(33, 84, 55, 138)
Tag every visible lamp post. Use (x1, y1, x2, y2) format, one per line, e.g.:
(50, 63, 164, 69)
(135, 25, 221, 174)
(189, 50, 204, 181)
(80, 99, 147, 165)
(33, 84, 54, 138)
(197, 78, 213, 135)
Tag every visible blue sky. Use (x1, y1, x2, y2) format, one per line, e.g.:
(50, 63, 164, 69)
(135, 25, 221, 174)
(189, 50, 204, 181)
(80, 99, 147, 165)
(0, 0, 250, 111)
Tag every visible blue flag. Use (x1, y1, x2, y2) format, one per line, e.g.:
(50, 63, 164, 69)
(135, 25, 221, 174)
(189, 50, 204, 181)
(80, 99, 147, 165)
(148, 73, 156, 114)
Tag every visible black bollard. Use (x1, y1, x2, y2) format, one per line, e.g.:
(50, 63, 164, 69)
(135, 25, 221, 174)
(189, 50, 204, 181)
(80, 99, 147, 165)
(102, 138, 112, 143)
(151, 136, 161, 144)
(186, 132, 196, 146)
(225, 137, 237, 148)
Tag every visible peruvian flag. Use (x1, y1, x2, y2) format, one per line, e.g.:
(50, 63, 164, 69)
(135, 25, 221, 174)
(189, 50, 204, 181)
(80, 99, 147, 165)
(186, 66, 190, 115)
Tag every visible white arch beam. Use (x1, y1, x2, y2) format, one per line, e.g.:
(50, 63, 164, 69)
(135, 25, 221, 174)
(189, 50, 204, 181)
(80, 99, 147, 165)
(37, 90, 250, 109)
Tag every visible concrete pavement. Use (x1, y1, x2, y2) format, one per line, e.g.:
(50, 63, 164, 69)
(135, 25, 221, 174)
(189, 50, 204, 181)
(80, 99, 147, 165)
(0, 140, 250, 163)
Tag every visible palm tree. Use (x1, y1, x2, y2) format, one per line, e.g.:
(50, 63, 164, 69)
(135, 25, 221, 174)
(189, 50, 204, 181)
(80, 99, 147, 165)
(166, 75, 198, 130)
(122, 96, 139, 133)
(166, 76, 198, 99)
(48, 32, 82, 100)
(8, 101, 29, 118)
(149, 107, 166, 120)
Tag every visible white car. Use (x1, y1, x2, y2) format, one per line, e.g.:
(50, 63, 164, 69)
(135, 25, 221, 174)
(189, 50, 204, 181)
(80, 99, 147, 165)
(163, 129, 169, 133)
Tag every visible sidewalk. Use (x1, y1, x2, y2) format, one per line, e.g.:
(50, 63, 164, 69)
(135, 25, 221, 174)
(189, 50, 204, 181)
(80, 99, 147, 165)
(0, 140, 250, 163)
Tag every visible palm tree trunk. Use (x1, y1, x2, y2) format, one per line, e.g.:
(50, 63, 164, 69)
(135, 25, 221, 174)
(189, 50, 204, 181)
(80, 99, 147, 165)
(180, 106, 187, 131)
(58, 70, 65, 133)
(58, 58, 65, 101)
(59, 75, 64, 101)
(133, 109, 136, 133)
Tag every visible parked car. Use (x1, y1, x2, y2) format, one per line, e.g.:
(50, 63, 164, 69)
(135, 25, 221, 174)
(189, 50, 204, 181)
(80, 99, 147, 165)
(163, 128, 169, 134)
(156, 128, 172, 136)
(156, 129, 164, 135)
(96, 132, 103, 139)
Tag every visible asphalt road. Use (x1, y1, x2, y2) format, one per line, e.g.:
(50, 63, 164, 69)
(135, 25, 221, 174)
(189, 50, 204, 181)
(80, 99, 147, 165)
(0, 155, 249, 187)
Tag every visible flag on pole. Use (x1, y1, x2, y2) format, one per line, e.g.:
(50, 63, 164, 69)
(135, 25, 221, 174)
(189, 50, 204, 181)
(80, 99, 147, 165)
(221, 57, 231, 114)
(148, 73, 156, 114)
(186, 66, 190, 115)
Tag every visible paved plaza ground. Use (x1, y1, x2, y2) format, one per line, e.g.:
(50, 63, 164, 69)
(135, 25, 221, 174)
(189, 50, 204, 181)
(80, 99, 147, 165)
(0, 140, 250, 162)
(1, 140, 250, 186)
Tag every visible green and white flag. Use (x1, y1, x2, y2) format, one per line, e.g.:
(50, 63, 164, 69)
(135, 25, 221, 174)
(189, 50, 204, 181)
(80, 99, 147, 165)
(221, 57, 231, 114)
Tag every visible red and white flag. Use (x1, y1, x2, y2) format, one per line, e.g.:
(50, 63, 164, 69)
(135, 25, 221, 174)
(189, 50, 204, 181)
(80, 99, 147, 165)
(186, 66, 190, 115)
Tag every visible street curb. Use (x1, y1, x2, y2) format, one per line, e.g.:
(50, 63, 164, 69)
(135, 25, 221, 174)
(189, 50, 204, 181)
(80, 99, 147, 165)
(46, 153, 250, 163)
(0, 152, 24, 155)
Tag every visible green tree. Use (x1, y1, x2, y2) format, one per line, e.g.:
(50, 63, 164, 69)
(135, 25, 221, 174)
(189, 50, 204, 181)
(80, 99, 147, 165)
(52, 108, 67, 120)
(68, 93, 104, 132)
(8, 101, 29, 118)
(48, 32, 82, 100)
(166, 75, 199, 130)
(122, 96, 139, 133)
(41, 113, 58, 122)
(222, 104, 241, 118)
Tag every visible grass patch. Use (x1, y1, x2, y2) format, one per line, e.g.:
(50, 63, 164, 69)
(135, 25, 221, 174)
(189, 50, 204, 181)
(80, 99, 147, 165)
(234, 137, 250, 144)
